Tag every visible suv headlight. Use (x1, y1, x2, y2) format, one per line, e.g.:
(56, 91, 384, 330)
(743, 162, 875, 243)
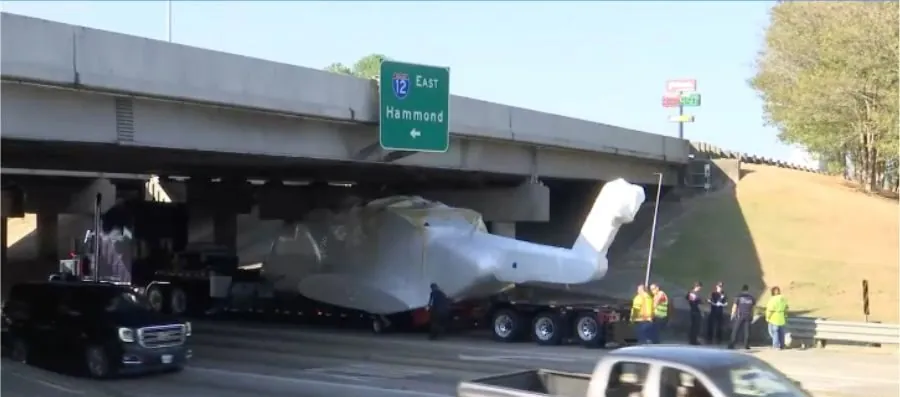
(184, 321, 192, 337)
(118, 327, 135, 343)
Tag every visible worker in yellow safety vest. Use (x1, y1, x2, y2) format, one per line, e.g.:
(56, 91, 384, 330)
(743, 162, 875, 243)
(649, 283, 670, 344)
(765, 286, 789, 350)
(630, 284, 655, 344)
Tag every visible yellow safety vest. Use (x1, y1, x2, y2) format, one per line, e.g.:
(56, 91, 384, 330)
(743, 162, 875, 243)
(631, 293, 654, 322)
(654, 291, 669, 318)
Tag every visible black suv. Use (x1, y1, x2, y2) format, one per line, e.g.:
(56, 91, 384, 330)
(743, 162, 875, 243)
(2, 280, 192, 378)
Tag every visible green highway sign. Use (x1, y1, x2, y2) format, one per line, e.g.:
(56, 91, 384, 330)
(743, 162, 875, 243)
(379, 60, 451, 152)
(680, 93, 702, 107)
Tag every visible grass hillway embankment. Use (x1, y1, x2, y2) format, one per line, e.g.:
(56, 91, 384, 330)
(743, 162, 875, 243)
(651, 164, 899, 323)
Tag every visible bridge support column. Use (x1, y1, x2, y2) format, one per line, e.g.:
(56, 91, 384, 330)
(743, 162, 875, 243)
(36, 212, 59, 261)
(213, 211, 237, 252)
(1, 216, 7, 266)
(490, 222, 516, 239)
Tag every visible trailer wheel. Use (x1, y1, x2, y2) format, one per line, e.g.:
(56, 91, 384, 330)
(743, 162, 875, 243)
(532, 312, 564, 346)
(169, 287, 187, 316)
(491, 309, 523, 342)
(146, 285, 167, 313)
(371, 316, 391, 334)
(574, 312, 606, 348)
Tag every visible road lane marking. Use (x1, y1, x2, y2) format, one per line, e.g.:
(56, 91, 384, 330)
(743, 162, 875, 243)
(6, 370, 85, 395)
(189, 365, 452, 397)
(458, 353, 577, 363)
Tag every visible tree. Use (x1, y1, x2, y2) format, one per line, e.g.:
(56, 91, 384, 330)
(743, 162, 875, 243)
(324, 53, 389, 80)
(750, 2, 899, 192)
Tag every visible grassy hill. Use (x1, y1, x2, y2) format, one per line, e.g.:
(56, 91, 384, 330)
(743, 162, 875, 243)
(651, 164, 899, 323)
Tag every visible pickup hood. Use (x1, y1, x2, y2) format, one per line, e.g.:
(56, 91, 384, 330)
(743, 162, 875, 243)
(109, 310, 184, 329)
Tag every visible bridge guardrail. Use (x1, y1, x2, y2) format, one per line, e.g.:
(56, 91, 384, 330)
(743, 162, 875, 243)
(689, 141, 824, 174)
(785, 317, 900, 347)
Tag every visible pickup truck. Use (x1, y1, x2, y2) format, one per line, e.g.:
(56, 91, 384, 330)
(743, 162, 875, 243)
(457, 345, 812, 397)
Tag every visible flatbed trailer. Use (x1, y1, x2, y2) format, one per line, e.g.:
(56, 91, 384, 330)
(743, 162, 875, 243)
(61, 196, 633, 349)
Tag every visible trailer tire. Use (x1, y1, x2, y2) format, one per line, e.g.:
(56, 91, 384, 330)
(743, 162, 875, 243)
(169, 287, 187, 316)
(532, 312, 564, 346)
(146, 285, 167, 313)
(574, 312, 606, 348)
(491, 309, 524, 342)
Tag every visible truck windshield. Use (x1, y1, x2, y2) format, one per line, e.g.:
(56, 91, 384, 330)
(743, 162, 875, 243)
(105, 292, 152, 313)
(712, 362, 810, 397)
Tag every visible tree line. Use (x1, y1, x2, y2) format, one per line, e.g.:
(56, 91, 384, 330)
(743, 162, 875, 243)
(750, 2, 899, 193)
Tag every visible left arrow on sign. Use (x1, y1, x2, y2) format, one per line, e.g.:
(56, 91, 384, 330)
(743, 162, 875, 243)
(410, 128, 422, 138)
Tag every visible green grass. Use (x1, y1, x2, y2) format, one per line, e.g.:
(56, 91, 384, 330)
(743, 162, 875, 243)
(652, 165, 899, 322)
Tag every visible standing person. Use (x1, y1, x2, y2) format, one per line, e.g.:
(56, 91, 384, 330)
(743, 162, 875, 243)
(630, 284, 655, 344)
(649, 283, 670, 344)
(728, 284, 756, 350)
(685, 282, 703, 345)
(706, 282, 728, 344)
(427, 283, 450, 340)
(765, 286, 789, 350)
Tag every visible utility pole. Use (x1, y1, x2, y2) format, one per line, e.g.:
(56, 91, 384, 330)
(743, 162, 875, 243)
(165, 0, 172, 42)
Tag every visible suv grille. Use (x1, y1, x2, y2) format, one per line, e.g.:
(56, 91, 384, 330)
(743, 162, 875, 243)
(138, 324, 186, 349)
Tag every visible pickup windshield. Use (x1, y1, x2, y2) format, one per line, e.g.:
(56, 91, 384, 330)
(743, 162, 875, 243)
(711, 362, 810, 397)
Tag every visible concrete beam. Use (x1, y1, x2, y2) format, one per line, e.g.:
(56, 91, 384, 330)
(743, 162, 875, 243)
(421, 182, 550, 222)
(186, 180, 253, 213)
(0, 12, 690, 164)
(491, 222, 516, 239)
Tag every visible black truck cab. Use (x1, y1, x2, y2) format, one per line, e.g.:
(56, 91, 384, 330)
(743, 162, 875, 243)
(2, 280, 192, 377)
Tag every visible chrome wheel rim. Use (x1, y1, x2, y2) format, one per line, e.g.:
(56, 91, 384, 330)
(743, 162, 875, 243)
(170, 289, 187, 314)
(577, 317, 598, 341)
(535, 317, 554, 341)
(494, 314, 513, 338)
(148, 289, 164, 312)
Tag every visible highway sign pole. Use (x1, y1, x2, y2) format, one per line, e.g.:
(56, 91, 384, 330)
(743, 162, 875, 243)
(677, 95, 685, 139)
(644, 172, 664, 286)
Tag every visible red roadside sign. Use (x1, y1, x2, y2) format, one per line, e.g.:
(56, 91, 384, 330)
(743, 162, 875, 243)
(662, 95, 681, 108)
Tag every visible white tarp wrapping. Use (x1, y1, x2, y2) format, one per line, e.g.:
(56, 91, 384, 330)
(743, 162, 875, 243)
(262, 179, 646, 315)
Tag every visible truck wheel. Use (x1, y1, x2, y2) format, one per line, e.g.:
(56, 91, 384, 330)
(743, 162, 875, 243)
(9, 337, 29, 364)
(85, 345, 113, 379)
(170, 287, 187, 316)
(491, 309, 523, 342)
(574, 312, 606, 348)
(146, 285, 166, 313)
(371, 317, 386, 334)
(532, 312, 564, 346)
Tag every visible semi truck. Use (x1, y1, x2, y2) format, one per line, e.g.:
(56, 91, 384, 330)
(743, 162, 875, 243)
(59, 179, 644, 348)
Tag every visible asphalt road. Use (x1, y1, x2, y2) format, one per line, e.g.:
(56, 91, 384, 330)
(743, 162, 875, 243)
(2, 321, 897, 397)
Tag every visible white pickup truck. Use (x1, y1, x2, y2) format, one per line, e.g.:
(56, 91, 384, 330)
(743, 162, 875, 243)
(457, 345, 811, 397)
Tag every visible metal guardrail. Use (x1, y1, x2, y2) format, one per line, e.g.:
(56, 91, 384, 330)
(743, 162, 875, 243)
(785, 317, 900, 347)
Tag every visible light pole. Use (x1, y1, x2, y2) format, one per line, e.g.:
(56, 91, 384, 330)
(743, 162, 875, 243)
(165, 0, 172, 42)
(643, 172, 664, 286)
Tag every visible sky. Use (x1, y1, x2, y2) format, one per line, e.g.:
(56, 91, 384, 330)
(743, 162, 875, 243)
(1, 1, 795, 161)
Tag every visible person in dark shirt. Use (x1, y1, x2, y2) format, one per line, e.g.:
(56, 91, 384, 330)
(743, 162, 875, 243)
(427, 283, 450, 340)
(684, 281, 703, 345)
(706, 282, 728, 344)
(728, 284, 756, 350)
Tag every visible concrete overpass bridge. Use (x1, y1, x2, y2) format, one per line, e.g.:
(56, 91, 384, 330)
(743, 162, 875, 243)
(1, 12, 687, 187)
(1, 13, 692, 288)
